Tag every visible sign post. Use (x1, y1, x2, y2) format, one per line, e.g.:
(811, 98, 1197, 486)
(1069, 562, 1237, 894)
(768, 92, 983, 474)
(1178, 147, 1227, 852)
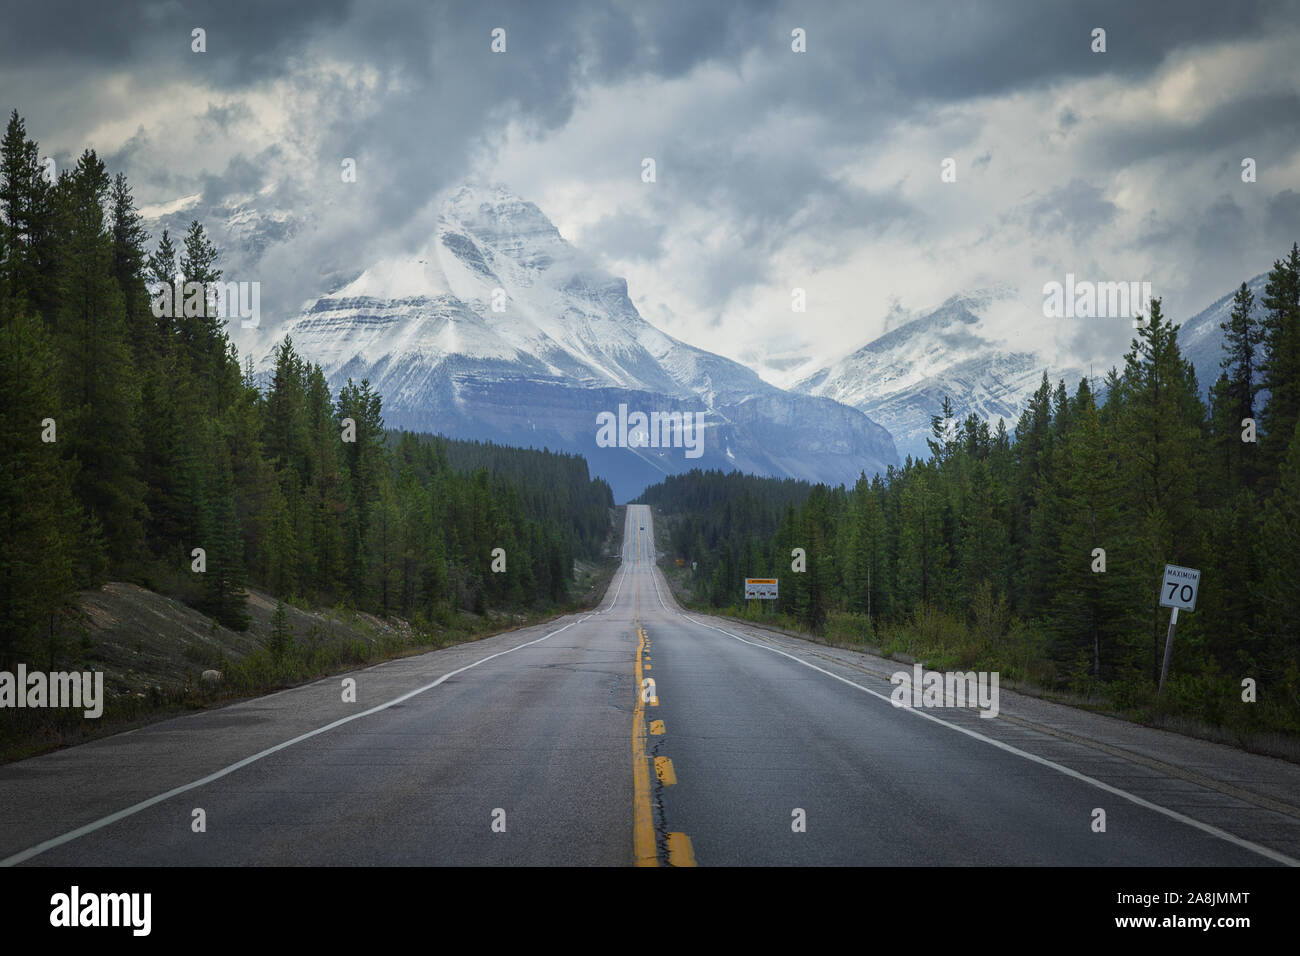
(744, 578, 778, 600)
(1157, 564, 1200, 699)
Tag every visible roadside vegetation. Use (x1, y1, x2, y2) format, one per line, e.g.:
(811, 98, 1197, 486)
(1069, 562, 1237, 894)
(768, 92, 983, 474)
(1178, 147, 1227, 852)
(644, 252, 1300, 758)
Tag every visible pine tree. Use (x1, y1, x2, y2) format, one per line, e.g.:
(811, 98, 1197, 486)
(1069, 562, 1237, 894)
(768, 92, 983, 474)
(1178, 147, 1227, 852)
(847, 474, 886, 620)
(897, 465, 949, 611)
(146, 228, 179, 340)
(51, 150, 146, 570)
(109, 173, 156, 360)
(958, 457, 1011, 607)
(1011, 373, 1053, 610)
(268, 600, 293, 661)
(1202, 487, 1261, 674)
(927, 395, 957, 463)
(265, 484, 297, 598)
(1047, 384, 1138, 679)
(795, 487, 832, 629)
(1258, 245, 1300, 484)
(177, 219, 239, 408)
(1254, 416, 1300, 682)
(0, 309, 81, 665)
(1116, 297, 1206, 684)
(1207, 372, 1238, 495)
(1218, 282, 1261, 487)
(0, 111, 52, 313)
(337, 378, 385, 605)
(146, 228, 178, 287)
(198, 439, 250, 630)
(1024, 383, 1068, 621)
(263, 337, 307, 474)
(304, 364, 345, 597)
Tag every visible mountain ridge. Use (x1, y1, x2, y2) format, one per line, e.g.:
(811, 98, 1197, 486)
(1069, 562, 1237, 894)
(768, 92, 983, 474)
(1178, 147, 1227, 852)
(790, 274, 1268, 461)
(259, 183, 899, 500)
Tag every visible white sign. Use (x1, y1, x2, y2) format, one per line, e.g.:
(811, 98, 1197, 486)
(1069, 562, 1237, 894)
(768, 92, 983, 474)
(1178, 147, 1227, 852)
(1159, 564, 1200, 612)
(745, 578, 778, 600)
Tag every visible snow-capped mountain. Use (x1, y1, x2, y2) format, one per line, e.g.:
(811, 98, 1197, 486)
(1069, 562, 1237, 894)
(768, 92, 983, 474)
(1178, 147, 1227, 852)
(146, 190, 299, 272)
(794, 292, 1085, 460)
(793, 273, 1275, 461)
(259, 185, 898, 500)
(1174, 271, 1269, 399)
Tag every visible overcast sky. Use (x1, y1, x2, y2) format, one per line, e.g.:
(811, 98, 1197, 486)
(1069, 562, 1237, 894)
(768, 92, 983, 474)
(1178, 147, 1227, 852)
(3, 0, 1298, 379)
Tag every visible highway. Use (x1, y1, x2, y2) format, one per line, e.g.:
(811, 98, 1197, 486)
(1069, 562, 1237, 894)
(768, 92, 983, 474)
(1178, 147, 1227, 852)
(2, 504, 1298, 866)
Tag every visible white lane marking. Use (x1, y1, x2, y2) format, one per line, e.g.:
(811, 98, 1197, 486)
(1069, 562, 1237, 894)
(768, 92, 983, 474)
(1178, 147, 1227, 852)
(5, 509, 648, 867)
(679, 614, 1298, 867)
(645, 532, 672, 616)
(639, 516, 1296, 867)
(2, 616, 587, 867)
(598, 560, 629, 613)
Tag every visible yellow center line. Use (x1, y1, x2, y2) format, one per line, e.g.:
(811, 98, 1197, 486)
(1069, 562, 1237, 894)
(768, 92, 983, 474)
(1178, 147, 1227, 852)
(654, 756, 677, 785)
(630, 513, 696, 867)
(633, 623, 657, 866)
(667, 832, 696, 868)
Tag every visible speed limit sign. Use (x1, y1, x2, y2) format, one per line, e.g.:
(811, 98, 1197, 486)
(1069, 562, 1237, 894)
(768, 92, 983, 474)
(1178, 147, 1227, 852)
(1160, 564, 1200, 612)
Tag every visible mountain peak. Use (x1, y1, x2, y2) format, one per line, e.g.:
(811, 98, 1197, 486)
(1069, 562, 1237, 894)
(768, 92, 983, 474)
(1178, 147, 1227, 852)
(443, 181, 525, 212)
(794, 287, 1081, 459)
(263, 184, 899, 499)
(936, 283, 1017, 314)
(440, 182, 564, 268)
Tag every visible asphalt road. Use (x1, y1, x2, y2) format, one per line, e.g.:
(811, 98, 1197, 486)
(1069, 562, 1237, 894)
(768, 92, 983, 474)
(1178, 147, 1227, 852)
(1, 504, 1298, 866)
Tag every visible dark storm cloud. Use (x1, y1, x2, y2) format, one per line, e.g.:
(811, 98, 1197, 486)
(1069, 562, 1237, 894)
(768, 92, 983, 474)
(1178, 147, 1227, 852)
(3, 0, 1297, 361)
(7, 0, 1284, 96)
(649, 143, 916, 249)
(738, 0, 1293, 120)
(581, 212, 667, 262)
(196, 150, 284, 204)
(1266, 189, 1300, 242)
(1082, 91, 1300, 169)
(1022, 179, 1119, 240)
(202, 102, 256, 132)
(0, 0, 354, 83)
(1193, 194, 1248, 252)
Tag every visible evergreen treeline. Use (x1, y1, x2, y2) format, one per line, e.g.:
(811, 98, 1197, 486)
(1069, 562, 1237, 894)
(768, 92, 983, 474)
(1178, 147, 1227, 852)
(421, 435, 613, 560)
(0, 110, 613, 667)
(639, 471, 813, 601)
(641, 257, 1300, 709)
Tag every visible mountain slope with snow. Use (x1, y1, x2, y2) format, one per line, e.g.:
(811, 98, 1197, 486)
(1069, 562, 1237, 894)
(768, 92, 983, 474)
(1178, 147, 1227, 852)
(261, 185, 898, 500)
(794, 293, 1086, 460)
(1174, 272, 1269, 399)
(793, 273, 1275, 461)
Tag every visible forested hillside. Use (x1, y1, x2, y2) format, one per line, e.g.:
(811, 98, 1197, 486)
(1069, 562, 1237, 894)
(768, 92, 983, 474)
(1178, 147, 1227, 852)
(425, 434, 613, 560)
(641, 255, 1300, 732)
(0, 110, 614, 668)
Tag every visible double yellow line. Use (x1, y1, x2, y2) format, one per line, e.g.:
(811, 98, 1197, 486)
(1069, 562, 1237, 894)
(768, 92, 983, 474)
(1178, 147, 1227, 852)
(633, 623, 657, 866)
(633, 620, 695, 867)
